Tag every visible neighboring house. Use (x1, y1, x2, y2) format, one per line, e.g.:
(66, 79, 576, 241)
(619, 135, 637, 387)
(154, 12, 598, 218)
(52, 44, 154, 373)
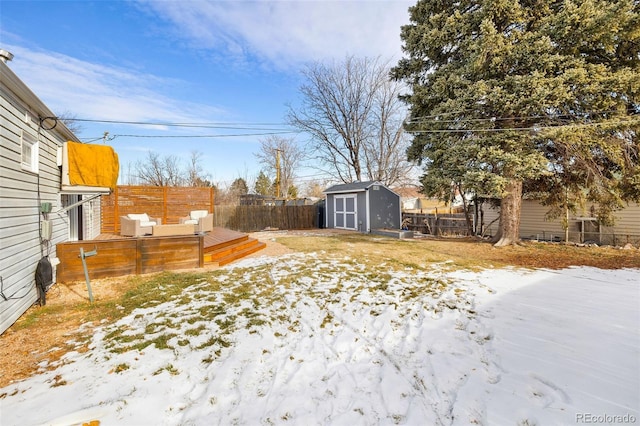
(324, 181, 401, 232)
(0, 51, 118, 334)
(480, 199, 640, 245)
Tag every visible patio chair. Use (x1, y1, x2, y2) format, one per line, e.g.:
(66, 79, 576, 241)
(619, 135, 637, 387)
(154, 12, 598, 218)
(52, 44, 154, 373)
(120, 213, 161, 237)
(179, 210, 213, 233)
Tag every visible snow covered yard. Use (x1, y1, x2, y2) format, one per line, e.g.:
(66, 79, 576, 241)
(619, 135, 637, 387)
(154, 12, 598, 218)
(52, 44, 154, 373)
(1, 253, 638, 426)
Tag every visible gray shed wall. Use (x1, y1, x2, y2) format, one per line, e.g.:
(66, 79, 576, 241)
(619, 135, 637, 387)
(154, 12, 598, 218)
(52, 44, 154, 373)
(325, 184, 400, 232)
(367, 185, 400, 231)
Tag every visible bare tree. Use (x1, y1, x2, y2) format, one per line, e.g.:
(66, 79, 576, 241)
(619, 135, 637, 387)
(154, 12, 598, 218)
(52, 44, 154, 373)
(136, 151, 184, 186)
(185, 150, 213, 187)
(303, 180, 328, 198)
(287, 56, 414, 186)
(363, 78, 415, 187)
(164, 155, 183, 186)
(56, 110, 84, 135)
(254, 136, 305, 198)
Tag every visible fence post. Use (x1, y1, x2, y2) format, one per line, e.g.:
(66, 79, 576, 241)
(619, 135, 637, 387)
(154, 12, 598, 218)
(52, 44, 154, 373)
(113, 186, 119, 234)
(163, 186, 168, 225)
(210, 187, 215, 215)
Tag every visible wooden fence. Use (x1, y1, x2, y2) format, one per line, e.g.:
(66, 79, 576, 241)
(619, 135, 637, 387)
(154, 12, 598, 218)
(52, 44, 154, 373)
(402, 212, 471, 236)
(101, 186, 319, 234)
(212, 205, 319, 232)
(101, 186, 215, 234)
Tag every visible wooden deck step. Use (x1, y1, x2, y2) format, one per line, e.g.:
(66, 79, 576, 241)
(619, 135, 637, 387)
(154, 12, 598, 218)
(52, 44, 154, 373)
(205, 237, 266, 266)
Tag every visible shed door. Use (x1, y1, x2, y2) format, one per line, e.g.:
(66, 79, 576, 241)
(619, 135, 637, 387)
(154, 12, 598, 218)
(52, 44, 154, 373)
(334, 195, 357, 230)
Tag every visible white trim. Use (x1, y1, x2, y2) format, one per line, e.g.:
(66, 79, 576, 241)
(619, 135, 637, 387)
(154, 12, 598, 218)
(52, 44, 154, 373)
(365, 189, 370, 233)
(20, 129, 39, 174)
(333, 194, 357, 230)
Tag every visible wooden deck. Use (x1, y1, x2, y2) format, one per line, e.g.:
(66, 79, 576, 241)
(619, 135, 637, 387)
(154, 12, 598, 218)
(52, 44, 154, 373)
(56, 227, 265, 283)
(202, 228, 266, 266)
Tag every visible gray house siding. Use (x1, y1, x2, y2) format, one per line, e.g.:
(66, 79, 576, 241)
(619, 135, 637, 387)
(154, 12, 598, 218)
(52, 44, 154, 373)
(0, 59, 83, 334)
(324, 181, 401, 232)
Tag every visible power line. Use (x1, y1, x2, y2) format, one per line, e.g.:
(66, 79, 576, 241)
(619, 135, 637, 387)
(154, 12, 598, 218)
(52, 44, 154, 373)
(107, 131, 297, 139)
(65, 117, 292, 130)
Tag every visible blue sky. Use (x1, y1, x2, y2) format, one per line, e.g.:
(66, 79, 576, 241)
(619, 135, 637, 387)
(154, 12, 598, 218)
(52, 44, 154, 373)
(1, 0, 413, 191)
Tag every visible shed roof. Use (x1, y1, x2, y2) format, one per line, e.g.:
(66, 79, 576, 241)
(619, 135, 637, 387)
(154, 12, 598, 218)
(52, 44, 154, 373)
(324, 180, 382, 194)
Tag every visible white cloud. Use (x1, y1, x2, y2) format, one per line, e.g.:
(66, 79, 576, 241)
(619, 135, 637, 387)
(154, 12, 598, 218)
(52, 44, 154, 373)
(4, 44, 227, 123)
(138, 0, 413, 69)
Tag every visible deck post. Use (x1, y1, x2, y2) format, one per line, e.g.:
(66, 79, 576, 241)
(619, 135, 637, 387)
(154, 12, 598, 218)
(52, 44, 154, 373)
(135, 238, 142, 275)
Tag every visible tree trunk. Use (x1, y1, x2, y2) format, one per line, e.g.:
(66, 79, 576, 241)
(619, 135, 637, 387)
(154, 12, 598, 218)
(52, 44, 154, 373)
(493, 179, 523, 247)
(458, 184, 474, 236)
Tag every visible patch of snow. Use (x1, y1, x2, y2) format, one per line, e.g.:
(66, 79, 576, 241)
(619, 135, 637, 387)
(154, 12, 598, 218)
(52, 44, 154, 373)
(1, 255, 637, 426)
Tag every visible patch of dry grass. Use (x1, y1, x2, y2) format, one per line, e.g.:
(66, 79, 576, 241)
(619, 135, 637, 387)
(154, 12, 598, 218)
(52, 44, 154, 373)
(276, 233, 640, 270)
(0, 231, 638, 388)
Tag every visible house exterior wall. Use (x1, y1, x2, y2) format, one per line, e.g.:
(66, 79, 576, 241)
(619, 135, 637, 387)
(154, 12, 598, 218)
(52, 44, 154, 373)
(478, 199, 640, 245)
(603, 202, 640, 235)
(588, 202, 640, 245)
(478, 202, 500, 237)
(0, 60, 82, 334)
(519, 200, 567, 241)
(83, 196, 101, 239)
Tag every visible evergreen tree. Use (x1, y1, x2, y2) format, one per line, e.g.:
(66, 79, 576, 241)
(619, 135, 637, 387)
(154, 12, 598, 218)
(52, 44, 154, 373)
(392, 0, 639, 246)
(287, 184, 298, 199)
(228, 178, 249, 205)
(255, 171, 273, 196)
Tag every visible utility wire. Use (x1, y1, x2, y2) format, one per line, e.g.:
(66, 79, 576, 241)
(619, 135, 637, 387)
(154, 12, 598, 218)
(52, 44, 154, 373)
(79, 130, 298, 143)
(65, 117, 292, 129)
(112, 131, 297, 138)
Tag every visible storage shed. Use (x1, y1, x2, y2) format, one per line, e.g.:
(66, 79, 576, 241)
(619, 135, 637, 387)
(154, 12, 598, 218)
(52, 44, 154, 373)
(324, 181, 401, 232)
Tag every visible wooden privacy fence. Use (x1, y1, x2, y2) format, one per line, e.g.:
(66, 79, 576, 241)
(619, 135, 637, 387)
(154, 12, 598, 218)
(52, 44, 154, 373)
(212, 205, 319, 232)
(101, 186, 215, 234)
